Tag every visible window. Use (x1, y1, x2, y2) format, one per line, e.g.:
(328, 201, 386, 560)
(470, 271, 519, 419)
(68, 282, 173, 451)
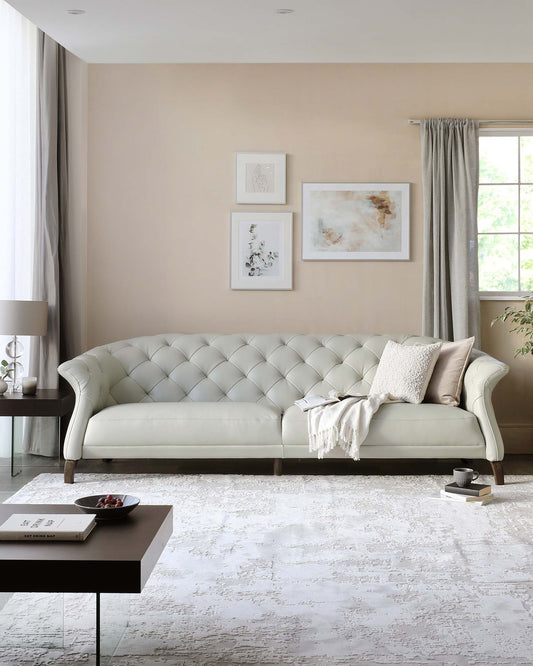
(478, 131, 533, 296)
(0, 0, 37, 456)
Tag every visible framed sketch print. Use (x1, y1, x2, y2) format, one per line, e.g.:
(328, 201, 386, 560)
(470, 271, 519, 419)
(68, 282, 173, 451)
(236, 152, 286, 204)
(231, 212, 293, 290)
(302, 182, 410, 260)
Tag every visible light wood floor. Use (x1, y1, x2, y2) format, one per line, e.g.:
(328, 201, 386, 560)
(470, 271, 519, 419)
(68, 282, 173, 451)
(2, 454, 533, 502)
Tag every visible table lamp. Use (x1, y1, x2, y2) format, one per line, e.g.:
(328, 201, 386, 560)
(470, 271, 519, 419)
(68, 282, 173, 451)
(0, 300, 48, 392)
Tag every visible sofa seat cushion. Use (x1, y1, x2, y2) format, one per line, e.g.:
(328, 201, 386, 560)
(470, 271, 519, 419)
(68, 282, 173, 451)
(282, 402, 484, 449)
(84, 402, 281, 448)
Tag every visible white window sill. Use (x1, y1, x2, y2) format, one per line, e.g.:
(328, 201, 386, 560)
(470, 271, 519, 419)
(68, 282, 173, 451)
(480, 293, 530, 301)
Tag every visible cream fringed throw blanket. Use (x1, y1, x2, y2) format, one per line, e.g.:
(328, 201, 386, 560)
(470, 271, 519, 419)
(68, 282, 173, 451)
(307, 393, 390, 460)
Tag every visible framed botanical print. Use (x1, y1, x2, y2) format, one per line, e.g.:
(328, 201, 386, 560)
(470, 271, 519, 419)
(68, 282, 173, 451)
(231, 212, 292, 290)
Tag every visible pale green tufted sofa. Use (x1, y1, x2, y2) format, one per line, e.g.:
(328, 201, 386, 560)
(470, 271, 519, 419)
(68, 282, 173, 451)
(58, 333, 509, 484)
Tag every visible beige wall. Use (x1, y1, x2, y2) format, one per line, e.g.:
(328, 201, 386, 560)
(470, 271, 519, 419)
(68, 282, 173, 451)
(86, 63, 533, 451)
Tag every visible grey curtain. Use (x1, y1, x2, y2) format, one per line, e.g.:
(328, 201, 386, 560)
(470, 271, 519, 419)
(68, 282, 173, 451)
(421, 118, 480, 343)
(27, 31, 68, 456)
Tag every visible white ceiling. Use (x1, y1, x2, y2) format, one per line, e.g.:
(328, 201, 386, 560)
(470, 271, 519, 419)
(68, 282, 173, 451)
(6, 0, 533, 64)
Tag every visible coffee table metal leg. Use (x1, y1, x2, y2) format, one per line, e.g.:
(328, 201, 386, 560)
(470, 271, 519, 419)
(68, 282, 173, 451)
(96, 592, 131, 666)
(96, 592, 101, 666)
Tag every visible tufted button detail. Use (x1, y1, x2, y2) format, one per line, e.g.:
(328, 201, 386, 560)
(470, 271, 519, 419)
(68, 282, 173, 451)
(93, 333, 439, 411)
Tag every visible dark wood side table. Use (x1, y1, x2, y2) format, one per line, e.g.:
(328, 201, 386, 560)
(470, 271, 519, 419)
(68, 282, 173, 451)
(0, 388, 74, 477)
(0, 503, 173, 665)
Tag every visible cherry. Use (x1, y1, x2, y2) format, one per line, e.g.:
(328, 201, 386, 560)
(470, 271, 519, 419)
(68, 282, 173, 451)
(95, 493, 126, 509)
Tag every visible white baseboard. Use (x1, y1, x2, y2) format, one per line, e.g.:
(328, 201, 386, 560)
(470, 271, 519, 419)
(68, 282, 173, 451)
(500, 424, 533, 454)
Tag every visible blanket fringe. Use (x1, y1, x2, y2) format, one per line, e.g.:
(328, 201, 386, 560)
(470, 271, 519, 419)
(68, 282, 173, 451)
(308, 424, 362, 461)
(306, 393, 389, 461)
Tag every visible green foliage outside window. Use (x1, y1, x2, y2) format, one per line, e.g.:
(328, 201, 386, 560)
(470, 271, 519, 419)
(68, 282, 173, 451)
(478, 136, 533, 292)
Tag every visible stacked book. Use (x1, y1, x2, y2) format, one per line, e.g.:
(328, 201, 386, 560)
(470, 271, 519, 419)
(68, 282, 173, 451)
(438, 482, 493, 505)
(0, 513, 96, 541)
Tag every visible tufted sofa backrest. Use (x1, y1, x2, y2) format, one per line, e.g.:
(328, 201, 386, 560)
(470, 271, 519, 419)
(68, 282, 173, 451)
(82, 333, 442, 412)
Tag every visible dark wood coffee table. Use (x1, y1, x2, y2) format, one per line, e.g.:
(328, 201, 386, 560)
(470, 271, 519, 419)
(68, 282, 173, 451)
(0, 503, 173, 664)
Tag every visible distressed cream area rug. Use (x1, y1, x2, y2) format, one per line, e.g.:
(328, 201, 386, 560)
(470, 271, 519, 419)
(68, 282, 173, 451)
(2, 473, 533, 666)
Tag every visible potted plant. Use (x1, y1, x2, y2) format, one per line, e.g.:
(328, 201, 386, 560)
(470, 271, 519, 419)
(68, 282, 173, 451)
(0, 359, 10, 394)
(492, 295, 533, 356)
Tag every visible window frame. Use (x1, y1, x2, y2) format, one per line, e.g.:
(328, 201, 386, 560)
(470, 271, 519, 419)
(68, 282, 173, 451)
(479, 128, 533, 300)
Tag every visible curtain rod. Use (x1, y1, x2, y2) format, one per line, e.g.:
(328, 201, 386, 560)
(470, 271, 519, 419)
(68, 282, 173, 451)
(408, 119, 533, 125)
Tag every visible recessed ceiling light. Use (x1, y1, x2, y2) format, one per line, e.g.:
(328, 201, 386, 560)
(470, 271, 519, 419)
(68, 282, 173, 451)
(66, 9, 85, 15)
(276, 8, 294, 14)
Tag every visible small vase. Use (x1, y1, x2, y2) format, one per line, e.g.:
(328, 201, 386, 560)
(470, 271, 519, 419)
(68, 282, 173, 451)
(0, 379, 8, 395)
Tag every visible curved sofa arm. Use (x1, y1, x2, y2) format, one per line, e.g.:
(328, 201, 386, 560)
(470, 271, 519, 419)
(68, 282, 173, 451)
(58, 355, 110, 461)
(462, 352, 509, 462)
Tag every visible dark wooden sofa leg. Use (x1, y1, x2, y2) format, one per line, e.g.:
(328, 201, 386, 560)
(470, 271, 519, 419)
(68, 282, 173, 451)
(273, 458, 282, 476)
(64, 460, 77, 484)
(490, 461, 504, 485)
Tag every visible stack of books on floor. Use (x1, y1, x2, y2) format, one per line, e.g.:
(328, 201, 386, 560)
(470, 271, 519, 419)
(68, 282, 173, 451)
(437, 482, 493, 505)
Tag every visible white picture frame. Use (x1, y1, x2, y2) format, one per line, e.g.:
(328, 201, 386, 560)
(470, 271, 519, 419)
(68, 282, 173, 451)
(302, 182, 410, 260)
(236, 152, 286, 204)
(231, 212, 293, 290)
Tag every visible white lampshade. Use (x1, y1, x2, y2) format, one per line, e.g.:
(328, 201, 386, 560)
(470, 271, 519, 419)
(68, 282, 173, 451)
(0, 300, 48, 336)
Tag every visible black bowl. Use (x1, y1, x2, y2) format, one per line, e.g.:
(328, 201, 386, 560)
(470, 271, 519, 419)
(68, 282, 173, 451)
(74, 494, 140, 521)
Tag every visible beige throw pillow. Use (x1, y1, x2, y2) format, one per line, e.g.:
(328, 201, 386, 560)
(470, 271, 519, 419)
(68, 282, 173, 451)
(424, 337, 475, 406)
(369, 340, 442, 404)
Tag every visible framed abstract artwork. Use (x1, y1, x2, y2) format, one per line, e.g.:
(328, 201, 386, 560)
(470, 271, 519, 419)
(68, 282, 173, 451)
(236, 152, 286, 204)
(231, 211, 293, 290)
(302, 182, 410, 260)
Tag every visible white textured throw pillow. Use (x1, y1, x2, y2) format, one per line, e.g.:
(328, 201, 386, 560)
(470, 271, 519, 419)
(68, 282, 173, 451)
(370, 340, 442, 404)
